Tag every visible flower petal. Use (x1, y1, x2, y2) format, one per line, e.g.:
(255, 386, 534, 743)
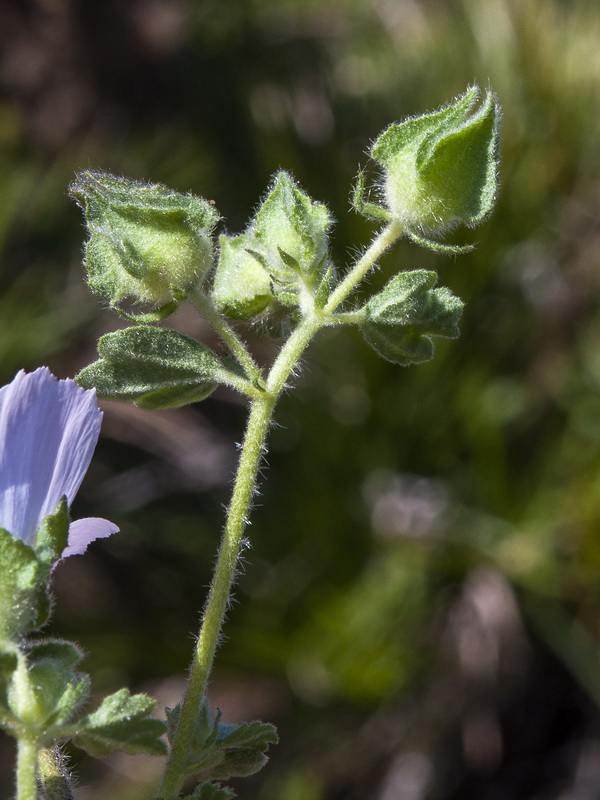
(62, 517, 120, 558)
(0, 368, 102, 544)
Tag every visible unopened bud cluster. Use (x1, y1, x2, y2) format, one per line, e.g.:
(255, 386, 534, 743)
(71, 85, 499, 406)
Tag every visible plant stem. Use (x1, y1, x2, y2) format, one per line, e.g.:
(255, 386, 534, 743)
(190, 290, 263, 381)
(38, 747, 74, 800)
(323, 220, 403, 313)
(156, 392, 274, 798)
(156, 315, 320, 798)
(157, 223, 400, 797)
(16, 736, 38, 800)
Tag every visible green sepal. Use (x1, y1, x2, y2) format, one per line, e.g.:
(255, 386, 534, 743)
(253, 171, 332, 282)
(314, 263, 335, 309)
(0, 528, 50, 640)
(406, 229, 475, 255)
(34, 498, 69, 567)
(370, 86, 499, 239)
(372, 87, 478, 171)
(76, 326, 225, 409)
(166, 701, 277, 782)
(117, 300, 182, 323)
(361, 270, 464, 366)
(351, 170, 392, 223)
(7, 641, 90, 729)
(276, 247, 302, 275)
(72, 688, 167, 757)
(212, 235, 273, 320)
(70, 171, 219, 310)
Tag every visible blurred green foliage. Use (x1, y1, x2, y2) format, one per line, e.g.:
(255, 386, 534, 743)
(2, 0, 600, 797)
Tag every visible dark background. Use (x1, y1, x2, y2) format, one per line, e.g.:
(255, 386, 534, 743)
(2, 1, 600, 798)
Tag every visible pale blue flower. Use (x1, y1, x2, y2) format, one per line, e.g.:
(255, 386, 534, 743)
(0, 367, 118, 557)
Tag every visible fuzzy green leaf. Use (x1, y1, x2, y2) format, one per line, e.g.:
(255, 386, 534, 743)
(216, 720, 279, 751)
(76, 326, 224, 408)
(364, 270, 463, 338)
(361, 270, 464, 366)
(362, 325, 435, 366)
(73, 689, 167, 757)
(187, 783, 236, 800)
(0, 528, 49, 639)
(167, 701, 277, 783)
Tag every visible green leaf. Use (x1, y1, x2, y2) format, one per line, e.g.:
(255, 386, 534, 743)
(186, 782, 236, 800)
(202, 749, 269, 780)
(73, 689, 167, 757)
(364, 270, 463, 338)
(362, 325, 435, 366)
(167, 700, 277, 783)
(361, 270, 464, 366)
(76, 325, 224, 409)
(0, 528, 50, 639)
(216, 720, 279, 750)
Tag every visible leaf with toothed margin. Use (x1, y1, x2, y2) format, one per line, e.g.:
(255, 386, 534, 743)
(76, 325, 225, 409)
(360, 269, 464, 366)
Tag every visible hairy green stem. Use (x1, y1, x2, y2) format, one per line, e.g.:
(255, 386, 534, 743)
(324, 220, 403, 313)
(190, 290, 263, 381)
(38, 747, 74, 800)
(16, 736, 38, 800)
(157, 223, 399, 797)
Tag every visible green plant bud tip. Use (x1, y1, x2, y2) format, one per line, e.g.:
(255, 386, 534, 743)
(253, 171, 332, 282)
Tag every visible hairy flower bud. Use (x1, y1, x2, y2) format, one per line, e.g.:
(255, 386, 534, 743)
(253, 171, 331, 283)
(70, 171, 219, 310)
(370, 86, 499, 238)
(212, 234, 274, 320)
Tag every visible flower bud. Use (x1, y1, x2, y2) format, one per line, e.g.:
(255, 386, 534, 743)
(252, 171, 331, 283)
(212, 234, 274, 320)
(70, 171, 219, 309)
(371, 86, 499, 236)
